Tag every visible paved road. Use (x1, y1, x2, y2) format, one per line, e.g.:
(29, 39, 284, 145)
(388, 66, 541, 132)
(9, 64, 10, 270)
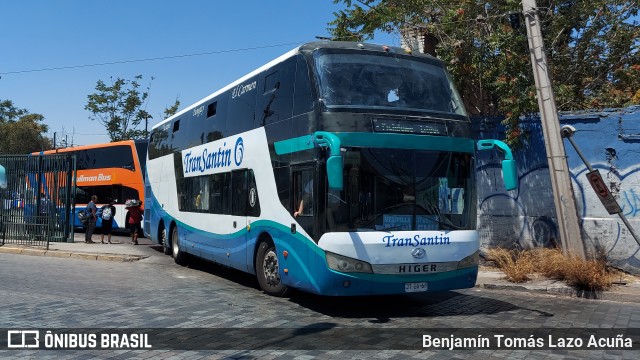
(0, 245, 638, 359)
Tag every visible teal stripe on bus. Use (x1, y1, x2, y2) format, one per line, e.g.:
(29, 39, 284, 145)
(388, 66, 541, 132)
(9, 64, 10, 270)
(273, 135, 315, 155)
(274, 133, 475, 154)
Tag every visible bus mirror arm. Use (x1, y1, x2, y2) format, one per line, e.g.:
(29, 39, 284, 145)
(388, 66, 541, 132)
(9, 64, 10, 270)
(476, 140, 518, 191)
(313, 132, 344, 191)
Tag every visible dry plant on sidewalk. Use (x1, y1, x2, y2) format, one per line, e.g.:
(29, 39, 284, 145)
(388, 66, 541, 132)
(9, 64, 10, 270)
(532, 248, 614, 291)
(485, 247, 615, 291)
(484, 248, 534, 283)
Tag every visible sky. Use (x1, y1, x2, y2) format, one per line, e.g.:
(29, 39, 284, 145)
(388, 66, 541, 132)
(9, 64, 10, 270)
(1, 1, 397, 146)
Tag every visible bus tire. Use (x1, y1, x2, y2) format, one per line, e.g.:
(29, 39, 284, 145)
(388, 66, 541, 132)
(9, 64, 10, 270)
(171, 225, 186, 265)
(255, 240, 288, 297)
(160, 225, 171, 255)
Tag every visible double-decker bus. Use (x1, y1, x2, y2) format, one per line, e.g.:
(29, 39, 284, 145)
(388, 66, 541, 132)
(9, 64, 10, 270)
(37, 140, 148, 231)
(145, 42, 517, 296)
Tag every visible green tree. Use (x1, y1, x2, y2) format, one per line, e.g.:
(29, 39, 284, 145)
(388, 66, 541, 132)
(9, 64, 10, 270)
(0, 99, 52, 154)
(85, 76, 181, 141)
(85, 75, 154, 142)
(162, 97, 181, 119)
(329, 0, 639, 145)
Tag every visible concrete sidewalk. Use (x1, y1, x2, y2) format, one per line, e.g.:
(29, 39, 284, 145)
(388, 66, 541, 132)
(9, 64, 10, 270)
(0, 234, 157, 262)
(1, 238, 640, 303)
(476, 267, 640, 303)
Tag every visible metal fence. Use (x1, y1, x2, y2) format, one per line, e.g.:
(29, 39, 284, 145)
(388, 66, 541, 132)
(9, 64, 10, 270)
(0, 154, 75, 249)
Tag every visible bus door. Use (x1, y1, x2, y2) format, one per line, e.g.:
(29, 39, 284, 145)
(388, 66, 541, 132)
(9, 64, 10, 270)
(229, 169, 261, 270)
(291, 165, 316, 239)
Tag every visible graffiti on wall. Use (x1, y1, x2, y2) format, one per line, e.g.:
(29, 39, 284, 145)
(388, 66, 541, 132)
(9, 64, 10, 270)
(572, 165, 640, 219)
(478, 161, 640, 249)
(477, 163, 559, 249)
(621, 189, 640, 217)
(475, 106, 640, 273)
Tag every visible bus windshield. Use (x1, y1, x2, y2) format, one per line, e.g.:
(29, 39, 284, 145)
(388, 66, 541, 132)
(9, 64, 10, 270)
(314, 51, 466, 116)
(328, 148, 474, 232)
(75, 145, 136, 171)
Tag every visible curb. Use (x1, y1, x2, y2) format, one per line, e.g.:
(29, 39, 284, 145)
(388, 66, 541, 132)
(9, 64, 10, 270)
(476, 282, 640, 304)
(0, 246, 147, 263)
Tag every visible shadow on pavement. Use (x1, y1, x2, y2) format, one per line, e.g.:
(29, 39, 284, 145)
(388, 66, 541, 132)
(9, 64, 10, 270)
(152, 250, 555, 320)
(287, 290, 554, 321)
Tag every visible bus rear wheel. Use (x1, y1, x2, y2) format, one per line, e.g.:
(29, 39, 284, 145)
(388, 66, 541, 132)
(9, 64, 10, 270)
(171, 226, 186, 265)
(255, 241, 288, 296)
(160, 225, 170, 255)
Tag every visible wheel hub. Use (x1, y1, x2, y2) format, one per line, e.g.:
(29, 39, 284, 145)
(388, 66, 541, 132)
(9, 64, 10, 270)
(262, 250, 280, 286)
(172, 234, 179, 257)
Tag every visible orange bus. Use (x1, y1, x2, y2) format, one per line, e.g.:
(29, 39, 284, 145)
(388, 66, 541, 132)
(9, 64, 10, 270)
(35, 139, 148, 230)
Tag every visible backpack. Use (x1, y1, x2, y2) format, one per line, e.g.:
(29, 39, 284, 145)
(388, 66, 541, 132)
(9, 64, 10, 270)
(101, 205, 112, 220)
(77, 210, 90, 225)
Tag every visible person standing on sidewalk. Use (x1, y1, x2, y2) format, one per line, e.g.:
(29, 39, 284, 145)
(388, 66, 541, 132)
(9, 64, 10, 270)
(85, 195, 98, 244)
(126, 201, 143, 245)
(100, 198, 116, 244)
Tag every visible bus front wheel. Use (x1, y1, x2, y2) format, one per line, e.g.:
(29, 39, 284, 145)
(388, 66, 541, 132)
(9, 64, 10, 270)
(171, 226, 186, 265)
(255, 241, 288, 297)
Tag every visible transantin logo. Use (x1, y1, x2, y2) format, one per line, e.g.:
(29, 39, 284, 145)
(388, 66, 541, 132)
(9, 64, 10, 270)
(234, 137, 244, 166)
(183, 142, 233, 175)
(382, 234, 451, 247)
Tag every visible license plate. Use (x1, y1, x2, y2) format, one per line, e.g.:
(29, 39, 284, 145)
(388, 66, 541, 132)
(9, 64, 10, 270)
(405, 282, 428, 293)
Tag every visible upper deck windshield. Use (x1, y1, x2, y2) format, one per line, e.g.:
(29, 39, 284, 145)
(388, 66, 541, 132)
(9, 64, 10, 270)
(72, 145, 136, 171)
(314, 51, 467, 116)
(327, 148, 475, 232)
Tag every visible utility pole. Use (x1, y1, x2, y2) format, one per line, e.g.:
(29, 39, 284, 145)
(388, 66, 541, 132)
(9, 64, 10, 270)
(522, 0, 586, 259)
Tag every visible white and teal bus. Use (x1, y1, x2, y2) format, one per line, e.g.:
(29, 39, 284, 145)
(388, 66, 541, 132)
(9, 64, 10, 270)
(144, 41, 517, 296)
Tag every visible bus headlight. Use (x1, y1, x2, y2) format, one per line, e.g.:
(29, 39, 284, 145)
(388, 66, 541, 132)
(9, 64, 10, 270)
(326, 252, 373, 273)
(457, 250, 479, 269)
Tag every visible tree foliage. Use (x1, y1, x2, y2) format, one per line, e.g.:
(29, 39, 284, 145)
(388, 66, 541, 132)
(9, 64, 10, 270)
(0, 99, 52, 154)
(85, 75, 150, 142)
(162, 97, 181, 119)
(85, 75, 180, 142)
(329, 0, 639, 145)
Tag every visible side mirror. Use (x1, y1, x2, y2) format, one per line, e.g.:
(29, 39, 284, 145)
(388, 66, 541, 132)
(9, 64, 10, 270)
(477, 139, 518, 191)
(314, 131, 344, 191)
(0, 165, 7, 189)
(501, 159, 518, 191)
(326, 156, 343, 191)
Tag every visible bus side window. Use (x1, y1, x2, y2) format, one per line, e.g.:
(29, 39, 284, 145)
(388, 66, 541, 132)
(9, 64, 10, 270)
(259, 58, 295, 125)
(210, 172, 230, 215)
(227, 78, 255, 136)
(247, 170, 260, 217)
(149, 123, 171, 159)
(293, 55, 314, 116)
(231, 170, 247, 216)
(205, 94, 228, 142)
(292, 168, 314, 217)
(195, 176, 209, 212)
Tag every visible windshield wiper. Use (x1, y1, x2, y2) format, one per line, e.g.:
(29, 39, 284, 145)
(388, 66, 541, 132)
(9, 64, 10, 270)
(377, 225, 404, 232)
(423, 202, 462, 230)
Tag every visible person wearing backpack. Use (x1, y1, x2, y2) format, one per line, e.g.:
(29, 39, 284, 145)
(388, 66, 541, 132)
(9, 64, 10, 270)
(126, 200, 143, 245)
(100, 198, 116, 244)
(84, 195, 98, 243)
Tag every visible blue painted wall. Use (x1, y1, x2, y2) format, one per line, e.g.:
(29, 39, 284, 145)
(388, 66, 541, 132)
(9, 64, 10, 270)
(474, 106, 640, 274)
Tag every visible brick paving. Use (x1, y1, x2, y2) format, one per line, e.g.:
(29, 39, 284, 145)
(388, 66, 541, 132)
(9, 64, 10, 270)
(0, 242, 638, 359)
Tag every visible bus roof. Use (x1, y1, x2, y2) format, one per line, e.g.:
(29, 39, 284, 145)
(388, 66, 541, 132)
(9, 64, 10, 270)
(152, 41, 440, 131)
(35, 139, 142, 155)
(153, 45, 303, 131)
